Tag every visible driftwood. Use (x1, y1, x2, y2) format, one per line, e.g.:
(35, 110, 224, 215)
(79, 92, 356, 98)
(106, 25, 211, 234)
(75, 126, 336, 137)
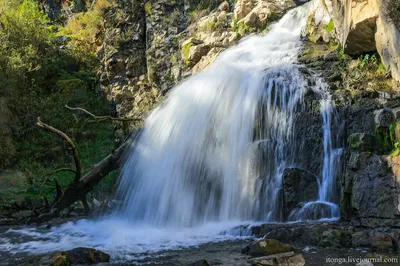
(26, 117, 139, 224)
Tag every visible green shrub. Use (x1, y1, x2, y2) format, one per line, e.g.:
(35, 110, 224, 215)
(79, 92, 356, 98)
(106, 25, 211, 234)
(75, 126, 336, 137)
(59, 0, 113, 55)
(0, 0, 118, 202)
(326, 20, 335, 33)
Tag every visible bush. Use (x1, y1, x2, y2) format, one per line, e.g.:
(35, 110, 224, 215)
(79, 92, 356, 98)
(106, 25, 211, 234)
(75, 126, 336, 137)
(0, 0, 118, 202)
(0, 0, 53, 74)
(59, 0, 114, 55)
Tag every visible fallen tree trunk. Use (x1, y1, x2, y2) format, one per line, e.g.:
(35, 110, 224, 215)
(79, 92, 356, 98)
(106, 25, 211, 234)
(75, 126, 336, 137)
(26, 118, 140, 224)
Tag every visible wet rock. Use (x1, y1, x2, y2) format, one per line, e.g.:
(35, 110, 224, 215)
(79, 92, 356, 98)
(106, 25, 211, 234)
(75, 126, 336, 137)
(348, 133, 375, 152)
(288, 201, 338, 221)
(341, 153, 400, 226)
(242, 239, 295, 257)
(352, 231, 371, 248)
(67, 247, 110, 264)
(19, 248, 110, 266)
(318, 229, 350, 248)
(370, 232, 394, 251)
(250, 251, 305, 266)
(282, 168, 319, 220)
(348, 152, 373, 171)
(374, 109, 394, 127)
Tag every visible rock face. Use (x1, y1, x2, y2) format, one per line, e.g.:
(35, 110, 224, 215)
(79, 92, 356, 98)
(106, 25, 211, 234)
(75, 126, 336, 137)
(98, 0, 310, 124)
(251, 222, 398, 251)
(305, 0, 400, 82)
(282, 168, 319, 219)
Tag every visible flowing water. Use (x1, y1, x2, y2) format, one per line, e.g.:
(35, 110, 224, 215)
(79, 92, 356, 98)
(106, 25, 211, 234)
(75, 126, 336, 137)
(0, 3, 343, 262)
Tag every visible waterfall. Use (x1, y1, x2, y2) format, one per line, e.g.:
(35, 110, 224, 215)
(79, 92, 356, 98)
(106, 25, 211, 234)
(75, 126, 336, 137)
(117, 2, 340, 226)
(0, 3, 345, 260)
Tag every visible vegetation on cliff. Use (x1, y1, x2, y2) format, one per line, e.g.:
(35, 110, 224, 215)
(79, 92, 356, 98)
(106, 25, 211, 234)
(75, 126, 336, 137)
(0, 0, 117, 213)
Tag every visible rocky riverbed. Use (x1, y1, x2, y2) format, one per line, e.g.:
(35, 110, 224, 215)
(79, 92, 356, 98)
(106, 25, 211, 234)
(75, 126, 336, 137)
(2, 220, 400, 265)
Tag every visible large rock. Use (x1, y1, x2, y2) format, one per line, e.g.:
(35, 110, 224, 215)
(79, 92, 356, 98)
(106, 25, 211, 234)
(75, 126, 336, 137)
(19, 248, 110, 266)
(343, 0, 379, 55)
(318, 229, 351, 248)
(235, 0, 297, 29)
(282, 168, 319, 219)
(187, 45, 210, 67)
(66, 247, 110, 264)
(375, 4, 400, 82)
(305, 0, 400, 82)
(250, 252, 305, 266)
(242, 239, 295, 257)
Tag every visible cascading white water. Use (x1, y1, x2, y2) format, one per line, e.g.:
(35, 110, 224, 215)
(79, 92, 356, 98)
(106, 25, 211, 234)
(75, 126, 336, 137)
(117, 2, 339, 226)
(0, 3, 343, 260)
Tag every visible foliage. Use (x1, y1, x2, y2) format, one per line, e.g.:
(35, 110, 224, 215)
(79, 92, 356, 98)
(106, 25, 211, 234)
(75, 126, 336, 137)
(0, 0, 117, 202)
(357, 54, 378, 69)
(182, 42, 194, 65)
(201, 20, 220, 32)
(0, 0, 53, 74)
(59, 0, 113, 56)
(326, 20, 335, 33)
(144, 2, 152, 15)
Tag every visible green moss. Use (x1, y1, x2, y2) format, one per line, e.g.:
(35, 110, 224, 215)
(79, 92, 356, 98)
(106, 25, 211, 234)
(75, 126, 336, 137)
(182, 42, 194, 66)
(144, 2, 152, 15)
(326, 20, 335, 33)
(376, 124, 396, 154)
(390, 122, 400, 155)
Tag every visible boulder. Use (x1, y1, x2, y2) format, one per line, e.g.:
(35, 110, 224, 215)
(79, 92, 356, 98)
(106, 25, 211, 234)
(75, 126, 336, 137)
(66, 247, 110, 264)
(318, 229, 350, 248)
(305, 0, 400, 81)
(282, 168, 319, 220)
(218, 1, 230, 12)
(19, 248, 110, 266)
(370, 232, 394, 251)
(352, 231, 371, 248)
(344, 0, 379, 55)
(250, 252, 305, 266)
(187, 45, 210, 67)
(242, 239, 295, 257)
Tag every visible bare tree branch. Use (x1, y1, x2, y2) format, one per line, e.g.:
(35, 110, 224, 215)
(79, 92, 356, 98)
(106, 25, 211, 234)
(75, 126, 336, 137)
(36, 117, 82, 183)
(65, 105, 140, 122)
